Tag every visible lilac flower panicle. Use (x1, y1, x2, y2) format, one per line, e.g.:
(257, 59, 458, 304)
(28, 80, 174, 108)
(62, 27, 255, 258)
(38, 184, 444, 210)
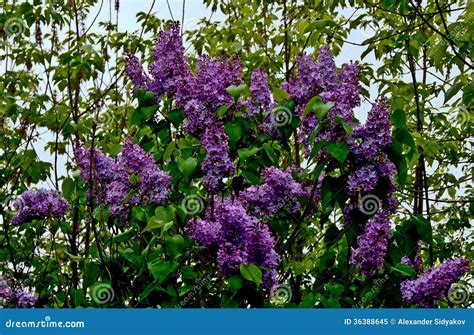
(124, 54, 151, 91)
(245, 69, 273, 117)
(75, 139, 171, 223)
(185, 219, 223, 247)
(240, 167, 305, 217)
(351, 211, 392, 276)
(352, 97, 391, 160)
(0, 279, 37, 308)
(148, 22, 191, 99)
(217, 243, 248, 277)
(12, 189, 70, 225)
(186, 197, 279, 293)
(200, 123, 235, 192)
(15, 289, 38, 308)
(346, 164, 378, 196)
(246, 221, 279, 293)
(400, 258, 470, 307)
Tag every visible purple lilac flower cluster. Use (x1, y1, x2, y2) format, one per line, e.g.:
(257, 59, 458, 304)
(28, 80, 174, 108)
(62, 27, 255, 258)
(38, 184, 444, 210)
(200, 123, 235, 192)
(75, 139, 171, 222)
(350, 210, 392, 277)
(186, 197, 279, 294)
(283, 47, 360, 152)
(12, 189, 69, 225)
(124, 22, 191, 102)
(400, 258, 470, 307)
(245, 69, 274, 118)
(0, 278, 37, 308)
(240, 167, 305, 217)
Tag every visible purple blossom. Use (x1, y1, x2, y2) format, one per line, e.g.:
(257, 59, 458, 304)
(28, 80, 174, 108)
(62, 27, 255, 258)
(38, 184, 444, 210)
(200, 123, 235, 192)
(186, 197, 279, 293)
(400, 258, 470, 307)
(185, 219, 223, 247)
(346, 164, 378, 196)
(246, 221, 279, 293)
(15, 289, 38, 308)
(245, 69, 273, 117)
(352, 97, 391, 160)
(148, 22, 192, 99)
(351, 211, 392, 276)
(217, 243, 248, 277)
(0, 278, 37, 308)
(124, 54, 151, 91)
(182, 55, 242, 133)
(240, 167, 305, 217)
(12, 189, 70, 225)
(74, 142, 119, 187)
(75, 139, 171, 223)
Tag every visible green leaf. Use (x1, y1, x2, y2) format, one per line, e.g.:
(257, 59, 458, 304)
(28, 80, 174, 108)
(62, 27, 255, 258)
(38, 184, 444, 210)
(167, 235, 185, 257)
(148, 260, 178, 284)
(226, 84, 247, 101)
(225, 121, 243, 148)
(413, 216, 433, 244)
(239, 263, 262, 286)
(334, 116, 353, 136)
(329, 283, 345, 298)
(444, 82, 463, 103)
(61, 177, 75, 198)
(263, 143, 278, 164)
(273, 87, 289, 101)
(303, 96, 334, 119)
(178, 157, 198, 177)
(168, 109, 184, 127)
(391, 109, 407, 129)
(227, 275, 244, 293)
(238, 147, 260, 160)
(391, 263, 416, 277)
(326, 142, 349, 165)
